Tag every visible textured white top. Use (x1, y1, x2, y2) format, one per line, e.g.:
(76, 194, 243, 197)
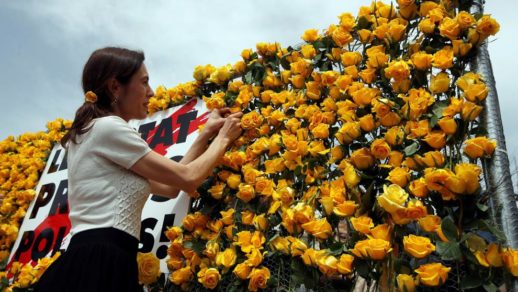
(67, 116, 152, 240)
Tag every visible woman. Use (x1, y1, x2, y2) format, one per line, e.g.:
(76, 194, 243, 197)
(34, 47, 242, 291)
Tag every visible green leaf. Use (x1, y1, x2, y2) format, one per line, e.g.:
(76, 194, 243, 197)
(436, 241, 462, 260)
(476, 203, 489, 212)
(441, 216, 458, 241)
(355, 260, 370, 279)
(461, 274, 483, 289)
(477, 219, 506, 242)
(483, 283, 499, 292)
(403, 141, 419, 156)
(357, 16, 370, 30)
(244, 70, 253, 84)
(432, 100, 448, 117)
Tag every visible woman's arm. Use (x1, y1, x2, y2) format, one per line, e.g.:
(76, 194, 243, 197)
(130, 112, 242, 198)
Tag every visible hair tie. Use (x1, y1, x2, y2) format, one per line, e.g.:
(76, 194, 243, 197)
(85, 91, 98, 103)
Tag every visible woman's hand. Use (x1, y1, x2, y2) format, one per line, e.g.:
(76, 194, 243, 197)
(203, 108, 232, 137)
(216, 111, 243, 147)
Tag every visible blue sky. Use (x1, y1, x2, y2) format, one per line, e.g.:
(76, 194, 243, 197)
(0, 0, 515, 174)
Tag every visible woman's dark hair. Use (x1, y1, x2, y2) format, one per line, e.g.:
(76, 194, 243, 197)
(61, 47, 145, 147)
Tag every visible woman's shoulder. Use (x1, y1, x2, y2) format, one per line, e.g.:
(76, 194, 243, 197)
(92, 115, 130, 132)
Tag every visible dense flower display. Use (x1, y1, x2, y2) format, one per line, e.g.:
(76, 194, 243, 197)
(151, 0, 511, 290)
(0, 119, 70, 290)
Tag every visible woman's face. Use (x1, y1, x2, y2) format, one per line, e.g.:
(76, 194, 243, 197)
(116, 64, 154, 121)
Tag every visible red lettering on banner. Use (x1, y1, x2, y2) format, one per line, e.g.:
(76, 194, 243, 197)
(145, 99, 209, 155)
(7, 213, 70, 271)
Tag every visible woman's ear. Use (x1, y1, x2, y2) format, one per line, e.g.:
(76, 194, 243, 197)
(107, 78, 122, 101)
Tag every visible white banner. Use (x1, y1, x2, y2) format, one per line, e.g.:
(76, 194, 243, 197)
(7, 98, 209, 272)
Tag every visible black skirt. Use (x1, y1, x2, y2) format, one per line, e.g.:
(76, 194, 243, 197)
(33, 227, 142, 292)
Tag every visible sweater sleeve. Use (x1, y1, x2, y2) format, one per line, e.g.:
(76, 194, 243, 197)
(92, 116, 152, 169)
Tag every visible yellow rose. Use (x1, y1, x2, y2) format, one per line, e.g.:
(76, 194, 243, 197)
(476, 15, 500, 36)
(358, 68, 377, 84)
(316, 254, 339, 277)
(358, 29, 374, 43)
(387, 167, 410, 187)
(351, 87, 379, 107)
(165, 226, 183, 241)
(351, 238, 392, 260)
(208, 183, 225, 200)
(418, 18, 436, 34)
(203, 95, 226, 111)
(241, 111, 264, 130)
(340, 51, 362, 66)
(424, 168, 465, 200)
(377, 184, 408, 214)
(337, 253, 354, 274)
(359, 114, 376, 132)
(302, 28, 320, 42)
(439, 17, 460, 40)
(463, 136, 496, 159)
(301, 218, 333, 240)
(423, 131, 446, 149)
(411, 51, 433, 70)
(136, 252, 161, 285)
(409, 178, 429, 198)
(255, 177, 275, 196)
(237, 183, 256, 203)
(437, 117, 457, 135)
(455, 163, 481, 194)
(220, 208, 235, 225)
(226, 173, 241, 190)
(464, 83, 488, 102)
(253, 214, 268, 231)
(270, 236, 290, 254)
(403, 235, 436, 259)
(248, 267, 271, 291)
(182, 214, 196, 232)
(301, 44, 317, 59)
(197, 267, 220, 290)
(433, 46, 454, 69)
(336, 122, 362, 145)
(311, 123, 329, 139)
(245, 247, 265, 267)
(398, 3, 417, 20)
(288, 236, 308, 257)
(418, 151, 445, 168)
(350, 216, 374, 235)
(456, 11, 475, 29)
(385, 126, 405, 146)
(397, 274, 416, 292)
(331, 26, 353, 47)
(384, 60, 411, 82)
(233, 262, 252, 280)
(241, 48, 253, 60)
(486, 243, 503, 267)
(415, 262, 451, 287)
(350, 148, 375, 170)
(388, 151, 404, 167)
(503, 248, 518, 277)
(333, 201, 358, 217)
(215, 247, 237, 268)
(170, 266, 193, 285)
(204, 241, 220, 259)
(418, 215, 441, 232)
(430, 72, 450, 94)
(370, 139, 391, 160)
(461, 100, 483, 121)
(452, 39, 472, 57)
(370, 224, 391, 241)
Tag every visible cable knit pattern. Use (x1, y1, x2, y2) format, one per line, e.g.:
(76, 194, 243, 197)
(113, 168, 151, 239)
